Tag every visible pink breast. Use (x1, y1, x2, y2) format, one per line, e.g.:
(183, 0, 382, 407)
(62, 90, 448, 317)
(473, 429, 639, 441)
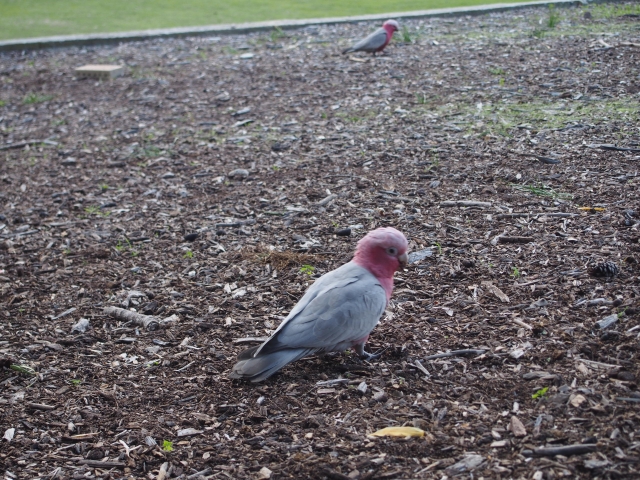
(351, 334, 370, 346)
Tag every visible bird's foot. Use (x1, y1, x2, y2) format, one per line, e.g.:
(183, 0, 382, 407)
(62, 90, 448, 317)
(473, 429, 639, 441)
(356, 346, 388, 362)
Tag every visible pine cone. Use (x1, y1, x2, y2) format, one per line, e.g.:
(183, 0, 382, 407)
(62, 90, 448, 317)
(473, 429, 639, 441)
(589, 261, 619, 278)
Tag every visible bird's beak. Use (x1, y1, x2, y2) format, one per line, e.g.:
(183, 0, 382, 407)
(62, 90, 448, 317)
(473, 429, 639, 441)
(398, 252, 408, 268)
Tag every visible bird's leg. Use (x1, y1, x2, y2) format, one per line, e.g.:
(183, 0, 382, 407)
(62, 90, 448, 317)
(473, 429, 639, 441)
(354, 343, 385, 361)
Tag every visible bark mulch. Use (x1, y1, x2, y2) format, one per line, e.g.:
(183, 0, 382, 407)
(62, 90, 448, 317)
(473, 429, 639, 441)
(1, 3, 640, 479)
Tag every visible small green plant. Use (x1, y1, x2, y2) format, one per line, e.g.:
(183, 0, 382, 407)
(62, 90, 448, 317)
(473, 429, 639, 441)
(547, 5, 560, 28)
(331, 220, 339, 228)
(271, 165, 280, 171)
(63, 248, 71, 255)
(23, 93, 53, 104)
(499, 77, 505, 87)
(162, 440, 174, 452)
(532, 387, 549, 399)
(511, 266, 521, 278)
(434, 242, 443, 255)
(400, 25, 413, 43)
(270, 26, 286, 42)
(532, 28, 546, 39)
(70, 379, 82, 386)
(513, 184, 572, 200)
(489, 67, 505, 75)
(415, 92, 427, 104)
(10, 364, 36, 376)
(183, 250, 194, 259)
(99, 183, 109, 192)
(115, 241, 125, 252)
(85, 206, 100, 215)
(300, 264, 315, 275)
(0, 100, 6, 107)
(618, 307, 627, 319)
(143, 145, 162, 157)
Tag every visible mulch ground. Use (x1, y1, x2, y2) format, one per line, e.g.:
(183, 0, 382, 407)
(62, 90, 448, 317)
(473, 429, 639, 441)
(1, 3, 640, 479)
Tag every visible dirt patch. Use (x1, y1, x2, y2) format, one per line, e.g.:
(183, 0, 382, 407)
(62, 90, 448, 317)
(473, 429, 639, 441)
(1, 3, 640, 479)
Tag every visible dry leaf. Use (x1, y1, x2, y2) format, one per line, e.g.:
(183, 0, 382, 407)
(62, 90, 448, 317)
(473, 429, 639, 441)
(481, 281, 510, 303)
(369, 426, 425, 438)
(509, 416, 527, 437)
(570, 394, 587, 407)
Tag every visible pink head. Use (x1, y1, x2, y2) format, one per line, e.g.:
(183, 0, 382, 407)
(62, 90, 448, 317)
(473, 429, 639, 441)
(352, 227, 408, 299)
(382, 19, 400, 34)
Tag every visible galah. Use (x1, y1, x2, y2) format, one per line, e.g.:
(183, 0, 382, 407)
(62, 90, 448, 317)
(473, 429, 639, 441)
(342, 19, 400, 55)
(229, 227, 408, 383)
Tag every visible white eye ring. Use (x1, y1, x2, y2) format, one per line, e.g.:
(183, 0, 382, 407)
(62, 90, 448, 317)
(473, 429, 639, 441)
(387, 247, 397, 255)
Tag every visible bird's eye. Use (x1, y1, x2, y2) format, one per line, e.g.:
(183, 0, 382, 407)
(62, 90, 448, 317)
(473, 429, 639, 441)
(387, 247, 397, 255)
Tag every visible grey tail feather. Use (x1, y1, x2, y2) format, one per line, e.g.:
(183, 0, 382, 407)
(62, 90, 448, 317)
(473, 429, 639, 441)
(342, 47, 355, 54)
(236, 345, 260, 361)
(229, 348, 312, 383)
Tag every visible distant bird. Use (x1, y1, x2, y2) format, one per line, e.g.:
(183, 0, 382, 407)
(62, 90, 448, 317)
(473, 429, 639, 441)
(342, 19, 400, 55)
(229, 227, 408, 382)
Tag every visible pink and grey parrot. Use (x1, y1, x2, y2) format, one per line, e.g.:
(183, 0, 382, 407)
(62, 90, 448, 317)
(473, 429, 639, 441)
(229, 227, 408, 382)
(342, 19, 400, 55)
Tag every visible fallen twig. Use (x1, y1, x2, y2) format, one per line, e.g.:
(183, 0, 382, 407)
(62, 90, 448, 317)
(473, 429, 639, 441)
(103, 306, 160, 331)
(579, 358, 619, 369)
(498, 236, 535, 244)
(423, 349, 486, 361)
(586, 143, 640, 152)
(413, 359, 431, 377)
(514, 152, 562, 164)
(0, 139, 58, 151)
(522, 444, 597, 457)
(316, 378, 350, 386)
(174, 361, 195, 372)
(616, 397, 640, 403)
(27, 403, 55, 411)
(187, 468, 213, 480)
(233, 336, 268, 344)
(440, 200, 492, 208)
(77, 460, 126, 468)
(513, 318, 533, 330)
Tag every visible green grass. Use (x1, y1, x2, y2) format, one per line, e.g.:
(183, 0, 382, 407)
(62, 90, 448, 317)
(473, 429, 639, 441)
(299, 264, 315, 275)
(424, 98, 640, 139)
(532, 386, 549, 400)
(0, 0, 535, 40)
(588, 2, 640, 19)
(23, 93, 54, 104)
(512, 183, 572, 200)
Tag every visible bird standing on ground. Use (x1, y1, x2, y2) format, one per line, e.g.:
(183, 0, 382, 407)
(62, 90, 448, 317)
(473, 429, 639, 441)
(229, 227, 408, 383)
(342, 19, 400, 55)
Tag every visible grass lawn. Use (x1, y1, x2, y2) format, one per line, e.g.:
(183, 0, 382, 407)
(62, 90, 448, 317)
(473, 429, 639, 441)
(0, 0, 537, 40)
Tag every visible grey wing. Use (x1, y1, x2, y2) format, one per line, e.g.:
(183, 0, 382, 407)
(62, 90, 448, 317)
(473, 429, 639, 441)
(350, 28, 387, 52)
(263, 262, 365, 339)
(262, 272, 386, 352)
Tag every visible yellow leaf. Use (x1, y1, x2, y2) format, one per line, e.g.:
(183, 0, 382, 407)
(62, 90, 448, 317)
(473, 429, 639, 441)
(369, 426, 425, 438)
(578, 207, 605, 212)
